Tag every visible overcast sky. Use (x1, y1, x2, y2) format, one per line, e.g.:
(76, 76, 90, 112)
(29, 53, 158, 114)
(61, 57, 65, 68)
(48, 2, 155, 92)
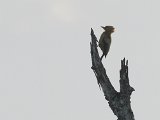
(0, 0, 160, 120)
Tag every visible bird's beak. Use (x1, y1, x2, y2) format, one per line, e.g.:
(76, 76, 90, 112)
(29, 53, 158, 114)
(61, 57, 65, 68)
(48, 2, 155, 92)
(113, 28, 115, 32)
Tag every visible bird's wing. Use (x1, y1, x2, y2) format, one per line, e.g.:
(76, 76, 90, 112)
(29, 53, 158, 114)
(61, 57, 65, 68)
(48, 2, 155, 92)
(98, 32, 105, 46)
(104, 35, 111, 45)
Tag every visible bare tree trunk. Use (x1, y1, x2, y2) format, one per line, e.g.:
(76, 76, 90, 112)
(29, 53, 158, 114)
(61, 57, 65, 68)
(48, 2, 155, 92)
(90, 28, 135, 120)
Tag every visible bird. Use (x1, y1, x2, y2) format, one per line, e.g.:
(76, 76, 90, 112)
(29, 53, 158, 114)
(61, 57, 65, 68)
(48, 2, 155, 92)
(98, 26, 115, 60)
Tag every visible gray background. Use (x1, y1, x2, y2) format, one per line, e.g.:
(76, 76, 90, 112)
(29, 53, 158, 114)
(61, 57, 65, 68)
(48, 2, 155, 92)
(0, 0, 159, 120)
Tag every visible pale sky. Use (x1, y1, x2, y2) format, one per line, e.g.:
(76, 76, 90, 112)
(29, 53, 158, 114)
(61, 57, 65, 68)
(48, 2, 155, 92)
(0, 0, 160, 120)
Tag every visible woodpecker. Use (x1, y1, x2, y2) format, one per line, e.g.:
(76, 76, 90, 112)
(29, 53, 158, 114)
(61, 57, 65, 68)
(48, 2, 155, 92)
(98, 26, 115, 60)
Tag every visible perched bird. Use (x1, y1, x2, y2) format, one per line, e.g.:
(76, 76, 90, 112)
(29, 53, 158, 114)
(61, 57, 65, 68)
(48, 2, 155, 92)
(98, 26, 115, 60)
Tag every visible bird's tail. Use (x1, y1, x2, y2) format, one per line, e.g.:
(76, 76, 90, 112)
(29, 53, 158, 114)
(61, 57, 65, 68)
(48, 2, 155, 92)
(100, 53, 105, 61)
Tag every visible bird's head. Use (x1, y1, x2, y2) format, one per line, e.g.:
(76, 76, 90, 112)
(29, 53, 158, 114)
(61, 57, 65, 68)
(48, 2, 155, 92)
(101, 26, 115, 33)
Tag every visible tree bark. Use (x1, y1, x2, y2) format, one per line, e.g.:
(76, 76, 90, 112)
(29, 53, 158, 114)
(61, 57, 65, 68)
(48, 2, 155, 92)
(90, 28, 135, 120)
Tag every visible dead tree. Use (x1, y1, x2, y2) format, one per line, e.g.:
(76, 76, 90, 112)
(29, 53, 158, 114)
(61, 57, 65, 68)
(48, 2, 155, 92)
(90, 28, 135, 120)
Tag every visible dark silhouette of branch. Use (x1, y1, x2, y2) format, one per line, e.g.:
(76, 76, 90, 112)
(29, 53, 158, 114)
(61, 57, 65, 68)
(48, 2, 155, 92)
(90, 28, 135, 120)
